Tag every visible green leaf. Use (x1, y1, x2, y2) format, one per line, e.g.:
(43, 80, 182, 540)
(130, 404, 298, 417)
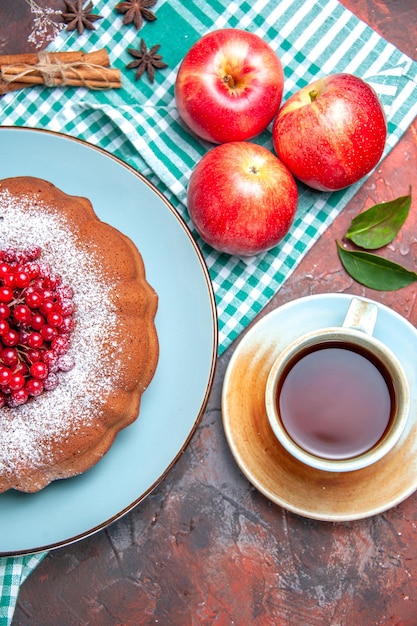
(337, 242, 417, 291)
(345, 190, 412, 249)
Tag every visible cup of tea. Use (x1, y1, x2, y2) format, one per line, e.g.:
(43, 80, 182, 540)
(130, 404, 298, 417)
(265, 297, 410, 472)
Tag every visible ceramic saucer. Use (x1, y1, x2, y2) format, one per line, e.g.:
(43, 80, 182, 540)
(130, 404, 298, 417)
(222, 293, 417, 521)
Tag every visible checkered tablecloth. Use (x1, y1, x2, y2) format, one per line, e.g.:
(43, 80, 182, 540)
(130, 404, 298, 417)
(1, 0, 417, 622)
(0, 555, 47, 625)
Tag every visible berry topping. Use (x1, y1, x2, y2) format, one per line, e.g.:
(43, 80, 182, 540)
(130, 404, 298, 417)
(0, 247, 76, 407)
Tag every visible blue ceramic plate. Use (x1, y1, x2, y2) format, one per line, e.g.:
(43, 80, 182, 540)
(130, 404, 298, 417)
(0, 127, 217, 555)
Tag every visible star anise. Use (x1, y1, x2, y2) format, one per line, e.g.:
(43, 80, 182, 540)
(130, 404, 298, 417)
(115, 0, 157, 30)
(126, 39, 167, 83)
(61, 0, 103, 34)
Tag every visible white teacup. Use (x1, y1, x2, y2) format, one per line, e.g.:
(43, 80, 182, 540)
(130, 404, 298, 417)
(265, 297, 410, 472)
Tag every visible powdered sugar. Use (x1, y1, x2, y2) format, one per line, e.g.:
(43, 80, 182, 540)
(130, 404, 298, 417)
(0, 188, 119, 480)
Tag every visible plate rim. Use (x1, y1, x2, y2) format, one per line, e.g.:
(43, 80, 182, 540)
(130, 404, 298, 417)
(222, 292, 417, 522)
(0, 125, 218, 556)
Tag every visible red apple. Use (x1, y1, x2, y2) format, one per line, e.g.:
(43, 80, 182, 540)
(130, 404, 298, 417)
(187, 142, 298, 256)
(175, 29, 284, 144)
(272, 73, 387, 191)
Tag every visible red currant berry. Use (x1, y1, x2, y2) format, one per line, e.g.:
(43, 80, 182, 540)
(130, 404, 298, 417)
(0, 263, 10, 278)
(13, 304, 32, 325)
(2, 250, 16, 263)
(40, 325, 58, 342)
(27, 348, 42, 364)
(0, 303, 10, 319)
(30, 313, 46, 331)
(14, 271, 30, 289)
(0, 319, 10, 335)
(40, 288, 53, 301)
(57, 354, 75, 372)
(0, 391, 7, 408)
(2, 273, 15, 288)
(26, 246, 41, 261)
(60, 316, 76, 333)
(10, 388, 28, 406)
(14, 362, 28, 376)
(32, 278, 44, 291)
(19, 330, 30, 345)
(44, 274, 61, 289)
(0, 366, 11, 387)
(57, 285, 73, 299)
(2, 328, 20, 346)
(27, 332, 44, 349)
(39, 300, 55, 317)
(47, 311, 63, 327)
(0, 286, 13, 303)
(25, 291, 43, 309)
(43, 373, 58, 391)
(42, 349, 58, 370)
(60, 299, 75, 316)
(1, 348, 18, 368)
(26, 378, 44, 397)
(9, 372, 25, 390)
(30, 362, 49, 380)
(52, 335, 69, 355)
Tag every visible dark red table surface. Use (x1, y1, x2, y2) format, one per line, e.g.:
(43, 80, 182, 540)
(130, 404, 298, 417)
(1, 1, 417, 624)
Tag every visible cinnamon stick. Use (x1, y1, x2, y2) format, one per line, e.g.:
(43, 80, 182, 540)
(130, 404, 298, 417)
(0, 49, 121, 93)
(1, 78, 121, 91)
(0, 49, 110, 69)
(1, 65, 121, 86)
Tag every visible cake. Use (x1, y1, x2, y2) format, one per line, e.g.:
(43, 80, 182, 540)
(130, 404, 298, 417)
(0, 176, 159, 493)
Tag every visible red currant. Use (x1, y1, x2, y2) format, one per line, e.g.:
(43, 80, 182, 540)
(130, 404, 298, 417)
(30, 313, 46, 331)
(13, 304, 32, 325)
(15, 271, 30, 288)
(27, 348, 42, 364)
(0, 263, 9, 278)
(0, 319, 10, 336)
(57, 354, 75, 372)
(0, 366, 11, 387)
(0, 286, 13, 303)
(41, 325, 58, 342)
(2, 329, 19, 346)
(44, 373, 58, 391)
(39, 299, 55, 317)
(0, 303, 10, 319)
(47, 311, 63, 327)
(26, 378, 44, 396)
(27, 332, 44, 349)
(60, 299, 75, 316)
(52, 335, 69, 355)
(2, 273, 15, 288)
(29, 362, 49, 380)
(61, 316, 76, 333)
(25, 290, 43, 308)
(10, 388, 29, 406)
(9, 372, 25, 390)
(1, 348, 18, 368)
(14, 362, 28, 376)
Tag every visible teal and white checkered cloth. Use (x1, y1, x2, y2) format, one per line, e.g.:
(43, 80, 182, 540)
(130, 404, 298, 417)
(1, 0, 417, 621)
(0, 554, 46, 624)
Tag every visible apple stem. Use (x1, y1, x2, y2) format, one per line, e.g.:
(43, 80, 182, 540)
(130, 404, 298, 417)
(223, 74, 236, 89)
(309, 89, 318, 102)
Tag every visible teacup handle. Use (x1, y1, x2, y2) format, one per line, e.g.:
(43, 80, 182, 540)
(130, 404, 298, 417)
(342, 297, 378, 336)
